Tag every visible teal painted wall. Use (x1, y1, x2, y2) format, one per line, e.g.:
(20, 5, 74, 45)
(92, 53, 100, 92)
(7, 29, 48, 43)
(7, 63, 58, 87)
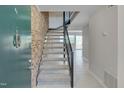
(0, 6, 31, 88)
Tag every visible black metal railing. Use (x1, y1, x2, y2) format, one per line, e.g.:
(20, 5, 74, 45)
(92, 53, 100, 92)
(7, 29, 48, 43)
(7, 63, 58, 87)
(63, 12, 74, 88)
(65, 11, 79, 25)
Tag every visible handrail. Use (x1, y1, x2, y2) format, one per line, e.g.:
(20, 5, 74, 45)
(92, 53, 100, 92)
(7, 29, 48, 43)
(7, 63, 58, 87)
(65, 11, 79, 25)
(63, 12, 74, 88)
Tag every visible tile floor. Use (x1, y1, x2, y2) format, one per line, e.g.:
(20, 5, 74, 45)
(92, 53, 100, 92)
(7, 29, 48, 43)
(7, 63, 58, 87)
(74, 49, 103, 88)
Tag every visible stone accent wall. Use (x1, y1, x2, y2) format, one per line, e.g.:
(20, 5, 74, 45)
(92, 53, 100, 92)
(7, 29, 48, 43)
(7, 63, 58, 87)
(31, 6, 49, 87)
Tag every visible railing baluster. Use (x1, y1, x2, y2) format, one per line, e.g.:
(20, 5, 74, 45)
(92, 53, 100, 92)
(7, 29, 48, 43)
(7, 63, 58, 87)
(63, 12, 74, 88)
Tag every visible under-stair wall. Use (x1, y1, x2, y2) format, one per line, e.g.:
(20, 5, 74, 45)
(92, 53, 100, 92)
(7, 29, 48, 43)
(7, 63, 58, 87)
(31, 6, 49, 87)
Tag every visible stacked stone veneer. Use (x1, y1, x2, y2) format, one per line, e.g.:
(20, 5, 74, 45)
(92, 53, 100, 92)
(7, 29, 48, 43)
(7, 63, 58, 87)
(31, 6, 49, 87)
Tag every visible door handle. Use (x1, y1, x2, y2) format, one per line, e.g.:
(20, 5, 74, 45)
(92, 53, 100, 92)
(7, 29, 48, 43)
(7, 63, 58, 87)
(27, 59, 32, 66)
(26, 66, 34, 70)
(13, 30, 21, 48)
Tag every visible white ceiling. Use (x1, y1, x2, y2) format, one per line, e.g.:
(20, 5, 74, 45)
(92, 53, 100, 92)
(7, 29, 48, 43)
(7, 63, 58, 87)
(37, 5, 106, 30)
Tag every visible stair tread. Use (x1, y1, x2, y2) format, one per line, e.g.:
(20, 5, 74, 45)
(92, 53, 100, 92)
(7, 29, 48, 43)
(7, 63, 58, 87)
(42, 54, 64, 57)
(38, 79, 70, 83)
(43, 50, 65, 53)
(44, 41, 64, 44)
(42, 58, 67, 61)
(47, 33, 63, 35)
(44, 39, 64, 42)
(43, 56, 65, 59)
(46, 34, 64, 36)
(43, 46, 65, 49)
(39, 67, 69, 74)
(43, 48, 64, 50)
(43, 52, 65, 54)
(48, 31, 63, 32)
(37, 82, 70, 88)
(37, 81, 70, 84)
(48, 31, 63, 33)
(47, 31, 63, 33)
(46, 36, 64, 38)
(38, 74, 70, 82)
(44, 43, 64, 46)
(40, 64, 68, 69)
(44, 44, 64, 47)
(38, 71, 70, 77)
(42, 56, 65, 59)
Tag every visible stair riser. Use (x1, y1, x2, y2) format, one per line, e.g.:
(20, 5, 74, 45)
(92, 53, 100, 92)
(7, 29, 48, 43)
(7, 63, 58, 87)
(43, 49, 64, 52)
(47, 33, 64, 35)
(45, 38, 64, 41)
(45, 36, 64, 38)
(44, 42, 64, 44)
(42, 60, 67, 62)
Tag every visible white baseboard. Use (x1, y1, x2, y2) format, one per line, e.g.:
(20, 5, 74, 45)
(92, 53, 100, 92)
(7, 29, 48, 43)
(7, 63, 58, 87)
(88, 70, 107, 88)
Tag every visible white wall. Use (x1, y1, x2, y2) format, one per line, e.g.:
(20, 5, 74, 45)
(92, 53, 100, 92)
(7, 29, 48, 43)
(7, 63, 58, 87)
(89, 6, 118, 87)
(49, 12, 63, 28)
(118, 6, 124, 88)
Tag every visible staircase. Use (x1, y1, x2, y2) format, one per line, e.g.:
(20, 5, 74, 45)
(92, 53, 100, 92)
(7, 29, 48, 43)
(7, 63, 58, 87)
(37, 30, 71, 88)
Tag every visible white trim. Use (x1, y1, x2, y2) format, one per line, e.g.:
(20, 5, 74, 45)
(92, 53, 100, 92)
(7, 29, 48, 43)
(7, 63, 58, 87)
(88, 70, 107, 88)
